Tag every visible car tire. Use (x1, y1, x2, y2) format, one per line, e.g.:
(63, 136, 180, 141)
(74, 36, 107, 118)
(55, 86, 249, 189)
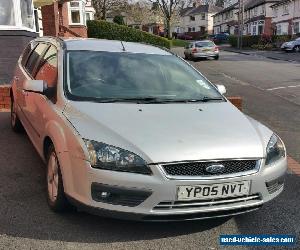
(46, 144, 72, 212)
(214, 55, 219, 60)
(10, 98, 24, 133)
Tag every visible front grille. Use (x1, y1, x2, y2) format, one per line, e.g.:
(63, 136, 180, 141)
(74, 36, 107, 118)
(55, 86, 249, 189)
(162, 160, 258, 177)
(153, 194, 261, 211)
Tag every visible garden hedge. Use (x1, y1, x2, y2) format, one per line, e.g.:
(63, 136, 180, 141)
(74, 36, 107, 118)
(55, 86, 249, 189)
(228, 34, 294, 48)
(87, 20, 171, 49)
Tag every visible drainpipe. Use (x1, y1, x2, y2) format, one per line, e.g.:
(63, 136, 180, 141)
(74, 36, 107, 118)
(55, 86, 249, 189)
(58, 3, 64, 37)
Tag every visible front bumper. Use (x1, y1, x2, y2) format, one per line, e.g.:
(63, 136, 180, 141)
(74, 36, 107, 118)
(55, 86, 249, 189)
(281, 46, 293, 51)
(64, 157, 287, 221)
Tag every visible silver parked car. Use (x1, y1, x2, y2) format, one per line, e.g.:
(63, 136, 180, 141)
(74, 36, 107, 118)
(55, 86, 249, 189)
(281, 37, 300, 52)
(10, 37, 287, 221)
(184, 40, 219, 60)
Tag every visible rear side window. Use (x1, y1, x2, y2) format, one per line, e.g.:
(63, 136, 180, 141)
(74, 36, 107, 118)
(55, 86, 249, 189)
(35, 45, 58, 103)
(195, 42, 214, 48)
(25, 43, 48, 76)
(35, 45, 58, 88)
(21, 43, 35, 66)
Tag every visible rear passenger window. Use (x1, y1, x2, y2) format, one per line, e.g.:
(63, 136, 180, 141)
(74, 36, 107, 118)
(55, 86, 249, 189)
(21, 43, 35, 66)
(35, 45, 58, 88)
(35, 45, 58, 103)
(25, 43, 48, 76)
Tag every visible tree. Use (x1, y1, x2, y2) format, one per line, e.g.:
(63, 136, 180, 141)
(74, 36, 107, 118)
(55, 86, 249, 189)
(126, 1, 164, 27)
(113, 15, 125, 25)
(92, 0, 127, 20)
(149, 0, 181, 39)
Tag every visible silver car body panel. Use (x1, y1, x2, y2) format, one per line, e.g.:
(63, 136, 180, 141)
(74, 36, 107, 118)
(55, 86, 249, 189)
(11, 37, 287, 220)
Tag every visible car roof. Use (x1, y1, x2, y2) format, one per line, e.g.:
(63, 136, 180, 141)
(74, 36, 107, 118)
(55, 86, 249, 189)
(38, 37, 172, 55)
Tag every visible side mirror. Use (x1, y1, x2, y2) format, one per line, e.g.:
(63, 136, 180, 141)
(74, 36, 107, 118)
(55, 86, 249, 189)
(23, 79, 47, 94)
(216, 84, 226, 95)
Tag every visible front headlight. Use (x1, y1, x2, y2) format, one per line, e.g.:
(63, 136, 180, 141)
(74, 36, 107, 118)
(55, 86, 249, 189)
(265, 134, 285, 165)
(84, 139, 152, 175)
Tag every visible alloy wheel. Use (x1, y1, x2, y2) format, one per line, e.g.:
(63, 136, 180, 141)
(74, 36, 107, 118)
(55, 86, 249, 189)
(47, 152, 59, 203)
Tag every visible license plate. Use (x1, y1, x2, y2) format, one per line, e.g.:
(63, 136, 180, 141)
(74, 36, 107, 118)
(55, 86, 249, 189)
(177, 181, 250, 201)
(202, 48, 212, 52)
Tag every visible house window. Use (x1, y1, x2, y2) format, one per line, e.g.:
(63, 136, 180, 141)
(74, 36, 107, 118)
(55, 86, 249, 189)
(252, 22, 257, 35)
(276, 24, 281, 35)
(201, 13, 205, 20)
(253, 7, 258, 16)
(0, 0, 36, 31)
(273, 7, 278, 18)
(20, 0, 34, 29)
(294, 22, 300, 34)
(218, 15, 220, 21)
(283, 4, 289, 15)
(188, 27, 192, 32)
(261, 5, 265, 14)
(0, 1, 15, 25)
(192, 27, 195, 32)
(258, 20, 264, 35)
(190, 16, 195, 21)
(68, 0, 85, 25)
(85, 12, 94, 21)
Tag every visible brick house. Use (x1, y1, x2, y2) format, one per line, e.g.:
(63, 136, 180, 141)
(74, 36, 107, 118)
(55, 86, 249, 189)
(178, 4, 223, 36)
(270, 0, 300, 35)
(0, 0, 94, 110)
(213, 2, 239, 35)
(243, 0, 281, 35)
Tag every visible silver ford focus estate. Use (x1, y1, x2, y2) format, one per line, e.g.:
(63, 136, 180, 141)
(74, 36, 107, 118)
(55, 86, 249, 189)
(10, 37, 287, 221)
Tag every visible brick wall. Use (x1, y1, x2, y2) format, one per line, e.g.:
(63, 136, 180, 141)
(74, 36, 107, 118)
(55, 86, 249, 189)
(41, 3, 59, 36)
(0, 85, 11, 111)
(41, 2, 87, 38)
(264, 17, 273, 36)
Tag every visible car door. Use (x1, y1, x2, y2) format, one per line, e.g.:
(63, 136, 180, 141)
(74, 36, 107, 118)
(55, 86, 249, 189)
(26, 44, 59, 150)
(13, 42, 36, 120)
(20, 43, 49, 143)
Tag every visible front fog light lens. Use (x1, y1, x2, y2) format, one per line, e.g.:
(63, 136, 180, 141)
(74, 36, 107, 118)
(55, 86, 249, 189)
(265, 134, 285, 165)
(84, 139, 152, 175)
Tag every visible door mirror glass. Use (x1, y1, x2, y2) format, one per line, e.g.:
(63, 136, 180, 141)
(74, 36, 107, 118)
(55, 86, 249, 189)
(216, 84, 226, 95)
(23, 79, 46, 94)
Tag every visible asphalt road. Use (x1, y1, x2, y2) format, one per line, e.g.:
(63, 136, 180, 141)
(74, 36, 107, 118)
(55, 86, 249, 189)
(0, 50, 300, 249)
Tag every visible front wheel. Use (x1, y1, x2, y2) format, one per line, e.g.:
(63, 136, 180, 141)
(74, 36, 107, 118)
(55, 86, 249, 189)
(214, 55, 219, 60)
(47, 144, 72, 212)
(11, 99, 24, 133)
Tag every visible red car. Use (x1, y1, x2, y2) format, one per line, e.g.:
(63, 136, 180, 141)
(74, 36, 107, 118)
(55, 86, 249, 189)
(177, 33, 193, 40)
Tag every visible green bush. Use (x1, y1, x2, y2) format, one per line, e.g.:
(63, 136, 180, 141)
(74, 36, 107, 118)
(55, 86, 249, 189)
(113, 15, 125, 25)
(229, 34, 293, 48)
(251, 44, 274, 50)
(87, 20, 171, 49)
(171, 39, 189, 47)
(229, 35, 260, 48)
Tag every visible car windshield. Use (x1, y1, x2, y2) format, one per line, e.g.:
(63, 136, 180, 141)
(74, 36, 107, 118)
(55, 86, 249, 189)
(195, 42, 214, 47)
(66, 51, 224, 103)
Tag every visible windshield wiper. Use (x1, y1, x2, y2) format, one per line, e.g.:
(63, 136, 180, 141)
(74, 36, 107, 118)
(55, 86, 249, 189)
(198, 96, 224, 102)
(96, 97, 169, 103)
(88, 96, 224, 104)
(169, 97, 224, 103)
